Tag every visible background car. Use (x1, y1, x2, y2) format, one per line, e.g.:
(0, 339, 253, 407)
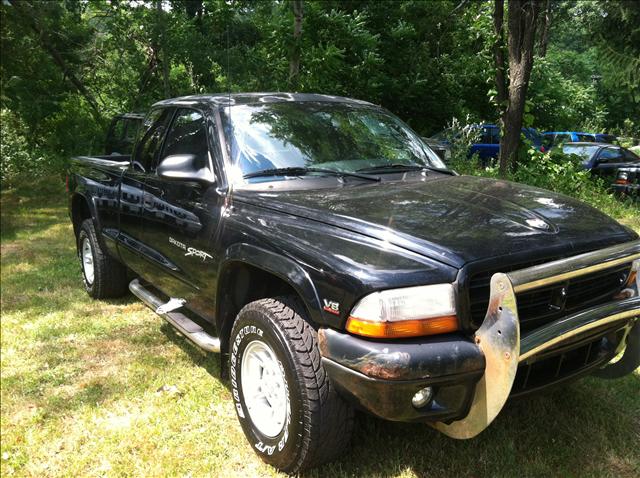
(561, 142, 640, 193)
(422, 136, 451, 162)
(593, 133, 619, 144)
(428, 124, 544, 165)
(469, 124, 544, 164)
(543, 131, 619, 148)
(612, 167, 639, 200)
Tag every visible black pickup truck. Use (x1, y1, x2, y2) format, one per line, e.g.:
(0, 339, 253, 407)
(68, 93, 640, 473)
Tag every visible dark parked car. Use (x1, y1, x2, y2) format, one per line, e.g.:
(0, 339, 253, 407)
(562, 142, 640, 174)
(68, 93, 640, 473)
(561, 142, 640, 195)
(105, 112, 145, 155)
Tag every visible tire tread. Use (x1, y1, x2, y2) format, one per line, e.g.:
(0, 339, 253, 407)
(239, 296, 354, 472)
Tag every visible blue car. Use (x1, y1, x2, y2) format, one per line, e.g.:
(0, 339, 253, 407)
(427, 124, 545, 165)
(469, 124, 545, 164)
(593, 133, 618, 144)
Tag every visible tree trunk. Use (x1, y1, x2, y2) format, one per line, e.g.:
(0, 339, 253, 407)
(498, 0, 541, 176)
(9, 0, 103, 123)
(289, 0, 303, 89)
(493, 0, 508, 118)
(156, 0, 170, 97)
(538, 0, 552, 57)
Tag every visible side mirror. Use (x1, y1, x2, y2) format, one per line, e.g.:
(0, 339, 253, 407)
(157, 154, 215, 184)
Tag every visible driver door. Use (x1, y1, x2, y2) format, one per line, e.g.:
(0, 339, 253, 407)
(139, 108, 225, 319)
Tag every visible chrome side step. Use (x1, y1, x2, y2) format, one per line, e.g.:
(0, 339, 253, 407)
(129, 279, 220, 353)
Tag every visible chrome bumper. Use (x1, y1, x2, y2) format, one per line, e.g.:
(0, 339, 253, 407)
(435, 240, 640, 439)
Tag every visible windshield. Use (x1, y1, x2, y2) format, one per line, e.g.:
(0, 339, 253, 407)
(562, 144, 600, 163)
(222, 102, 447, 183)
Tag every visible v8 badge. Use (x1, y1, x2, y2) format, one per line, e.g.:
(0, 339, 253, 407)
(322, 299, 340, 315)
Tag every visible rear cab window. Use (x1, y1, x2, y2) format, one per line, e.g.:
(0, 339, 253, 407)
(132, 108, 173, 172)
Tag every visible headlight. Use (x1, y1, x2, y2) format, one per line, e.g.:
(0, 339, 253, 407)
(346, 284, 458, 338)
(627, 259, 640, 290)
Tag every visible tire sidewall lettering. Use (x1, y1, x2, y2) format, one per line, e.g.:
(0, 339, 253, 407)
(230, 317, 298, 465)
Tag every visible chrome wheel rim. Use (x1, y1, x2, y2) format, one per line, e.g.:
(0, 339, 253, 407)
(241, 339, 288, 437)
(81, 238, 94, 285)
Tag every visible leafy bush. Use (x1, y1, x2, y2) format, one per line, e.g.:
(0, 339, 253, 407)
(452, 145, 639, 222)
(510, 147, 594, 198)
(0, 109, 50, 186)
(436, 116, 483, 169)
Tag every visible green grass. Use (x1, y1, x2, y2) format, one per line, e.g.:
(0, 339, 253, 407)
(1, 178, 639, 477)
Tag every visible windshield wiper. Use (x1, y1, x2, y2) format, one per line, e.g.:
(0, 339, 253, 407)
(243, 167, 380, 182)
(356, 164, 425, 174)
(357, 163, 455, 176)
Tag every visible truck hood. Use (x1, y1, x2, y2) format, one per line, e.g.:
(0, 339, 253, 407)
(235, 175, 636, 268)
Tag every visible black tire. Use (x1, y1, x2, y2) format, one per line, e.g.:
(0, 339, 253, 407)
(77, 219, 128, 299)
(230, 297, 354, 473)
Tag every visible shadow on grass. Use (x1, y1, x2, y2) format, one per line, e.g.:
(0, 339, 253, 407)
(159, 322, 223, 379)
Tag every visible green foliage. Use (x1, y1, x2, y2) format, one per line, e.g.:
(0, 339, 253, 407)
(511, 148, 595, 197)
(0, 0, 638, 186)
(0, 109, 58, 185)
(452, 147, 640, 223)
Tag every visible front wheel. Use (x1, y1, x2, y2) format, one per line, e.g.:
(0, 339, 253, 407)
(230, 297, 354, 473)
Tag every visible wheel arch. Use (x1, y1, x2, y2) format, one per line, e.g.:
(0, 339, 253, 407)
(70, 192, 95, 237)
(216, 244, 323, 354)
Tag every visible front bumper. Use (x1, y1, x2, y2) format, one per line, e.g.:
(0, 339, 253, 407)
(320, 240, 640, 437)
(318, 330, 485, 422)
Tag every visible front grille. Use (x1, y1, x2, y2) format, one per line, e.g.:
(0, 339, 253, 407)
(469, 261, 630, 333)
(510, 324, 625, 395)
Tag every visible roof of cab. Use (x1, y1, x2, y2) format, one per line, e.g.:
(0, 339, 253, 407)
(152, 92, 374, 109)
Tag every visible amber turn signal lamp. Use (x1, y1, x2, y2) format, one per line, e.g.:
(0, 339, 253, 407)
(346, 315, 458, 339)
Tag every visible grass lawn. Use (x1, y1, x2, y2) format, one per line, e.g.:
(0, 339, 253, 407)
(1, 178, 639, 477)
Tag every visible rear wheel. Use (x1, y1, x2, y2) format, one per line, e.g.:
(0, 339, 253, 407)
(77, 219, 128, 299)
(230, 296, 354, 473)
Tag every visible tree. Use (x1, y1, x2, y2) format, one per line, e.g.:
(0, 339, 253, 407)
(156, 0, 171, 97)
(8, 0, 104, 123)
(537, 0, 552, 57)
(288, 0, 303, 89)
(496, 0, 542, 175)
(493, 0, 508, 122)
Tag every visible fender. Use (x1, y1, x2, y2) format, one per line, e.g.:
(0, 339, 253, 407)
(218, 243, 323, 325)
(71, 190, 102, 230)
(70, 180, 120, 259)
